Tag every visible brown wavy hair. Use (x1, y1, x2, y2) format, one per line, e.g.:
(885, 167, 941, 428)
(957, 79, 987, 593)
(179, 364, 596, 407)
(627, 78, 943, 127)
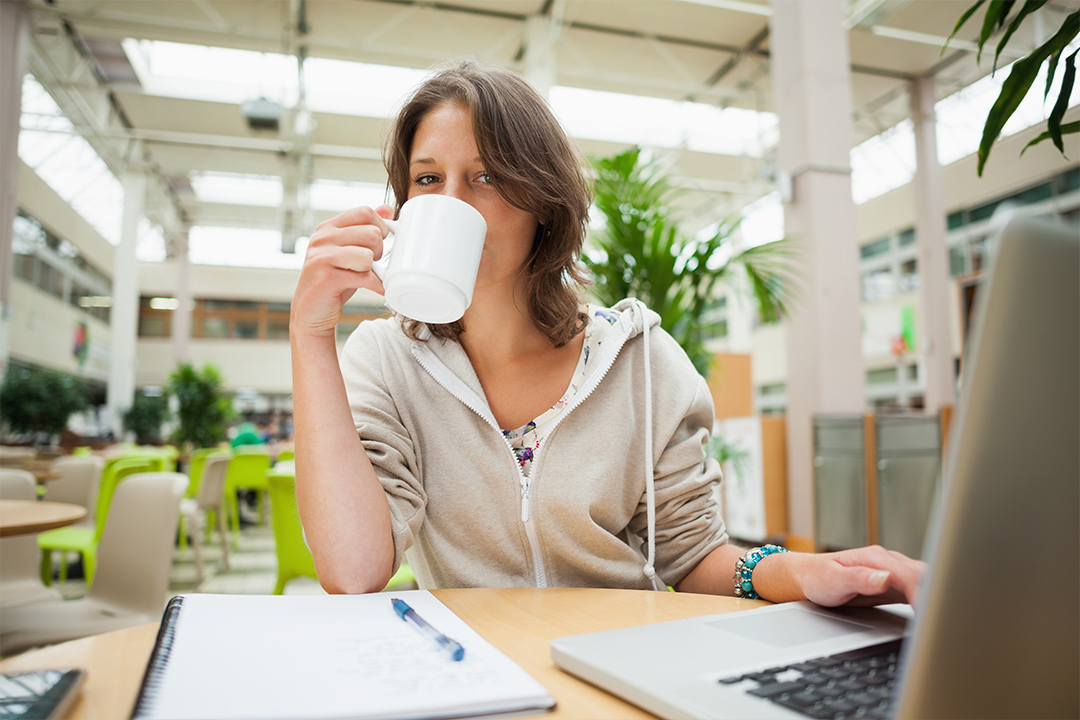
(383, 61, 591, 348)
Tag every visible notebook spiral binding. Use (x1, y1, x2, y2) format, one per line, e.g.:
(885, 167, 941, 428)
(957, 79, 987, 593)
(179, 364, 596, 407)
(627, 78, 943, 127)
(130, 595, 186, 719)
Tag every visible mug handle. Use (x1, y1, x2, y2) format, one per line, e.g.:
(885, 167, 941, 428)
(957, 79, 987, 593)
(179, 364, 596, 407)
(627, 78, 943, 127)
(369, 218, 399, 282)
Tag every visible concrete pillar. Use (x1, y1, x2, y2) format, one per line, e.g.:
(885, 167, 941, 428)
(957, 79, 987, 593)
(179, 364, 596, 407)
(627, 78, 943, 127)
(172, 225, 192, 364)
(909, 76, 955, 412)
(523, 15, 558, 99)
(0, 0, 29, 375)
(770, 0, 866, 546)
(106, 170, 145, 438)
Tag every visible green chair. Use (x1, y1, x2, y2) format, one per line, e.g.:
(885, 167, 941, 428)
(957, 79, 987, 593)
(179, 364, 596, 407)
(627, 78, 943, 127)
(225, 447, 271, 544)
(38, 456, 155, 588)
(266, 467, 318, 595)
(275, 449, 294, 463)
(266, 464, 415, 595)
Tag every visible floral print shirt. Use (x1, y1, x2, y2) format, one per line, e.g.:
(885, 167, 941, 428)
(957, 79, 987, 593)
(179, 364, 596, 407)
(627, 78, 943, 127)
(502, 306, 620, 477)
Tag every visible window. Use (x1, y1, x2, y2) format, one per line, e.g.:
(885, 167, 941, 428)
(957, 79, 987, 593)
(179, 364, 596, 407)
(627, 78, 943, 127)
(899, 259, 919, 293)
(266, 321, 290, 339)
(140, 317, 169, 337)
(970, 236, 989, 272)
(139, 298, 386, 339)
(860, 237, 891, 260)
(202, 317, 229, 338)
(13, 210, 112, 323)
(862, 268, 894, 302)
(235, 320, 259, 339)
(897, 228, 915, 247)
(949, 246, 967, 276)
(866, 367, 898, 385)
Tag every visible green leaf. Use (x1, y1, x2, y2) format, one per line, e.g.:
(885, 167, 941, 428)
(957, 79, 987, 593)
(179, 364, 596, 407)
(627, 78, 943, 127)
(978, 0, 1010, 64)
(977, 9, 1080, 175)
(1048, 50, 1078, 154)
(944, 0, 987, 56)
(1046, 50, 1062, 100)
(995, 0, 1048, 73)
(1021, 121, 1080, 156)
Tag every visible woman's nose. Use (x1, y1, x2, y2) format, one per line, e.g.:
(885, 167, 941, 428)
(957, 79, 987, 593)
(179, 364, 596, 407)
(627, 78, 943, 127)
(440, 178, 471, 202)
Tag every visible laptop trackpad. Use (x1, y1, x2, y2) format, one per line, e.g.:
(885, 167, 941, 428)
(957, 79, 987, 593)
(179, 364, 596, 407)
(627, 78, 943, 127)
(708, 608, 872, 648)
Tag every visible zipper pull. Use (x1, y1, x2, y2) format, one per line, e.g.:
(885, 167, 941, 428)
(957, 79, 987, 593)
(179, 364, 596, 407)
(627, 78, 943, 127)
(520, 482, 531, 523)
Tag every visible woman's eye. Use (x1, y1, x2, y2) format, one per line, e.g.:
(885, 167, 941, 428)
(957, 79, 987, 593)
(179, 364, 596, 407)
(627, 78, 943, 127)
(414, 174, 439, 186)
(477, 172, 493, 185)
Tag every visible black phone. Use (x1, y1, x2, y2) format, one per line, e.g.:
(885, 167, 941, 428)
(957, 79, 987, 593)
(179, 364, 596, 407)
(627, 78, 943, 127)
(0, 669, 86, 720)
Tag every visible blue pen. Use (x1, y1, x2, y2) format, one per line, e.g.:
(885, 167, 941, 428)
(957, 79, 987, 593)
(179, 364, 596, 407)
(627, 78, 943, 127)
(391, 598, 466, 662)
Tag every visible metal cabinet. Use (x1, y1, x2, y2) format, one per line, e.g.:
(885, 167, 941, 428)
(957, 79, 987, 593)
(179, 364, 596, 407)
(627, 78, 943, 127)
(813, 416, 868, 551)
(875, 416, 941, 559)
(813, 414, 942, 559)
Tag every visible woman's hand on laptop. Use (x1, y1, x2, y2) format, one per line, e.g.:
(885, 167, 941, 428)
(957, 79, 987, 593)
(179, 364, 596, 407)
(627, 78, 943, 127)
(786, 545, 926, 607)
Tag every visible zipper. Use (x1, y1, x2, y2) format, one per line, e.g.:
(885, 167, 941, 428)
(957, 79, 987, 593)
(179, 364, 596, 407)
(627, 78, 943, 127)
(410, 343, 549, 586)
(408, 305, 644, 588)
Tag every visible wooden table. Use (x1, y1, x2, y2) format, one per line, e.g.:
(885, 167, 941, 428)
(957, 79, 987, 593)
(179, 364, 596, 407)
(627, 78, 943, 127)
(1, 459, 61, 483)
(0, 588, 767, 719)
(0, 500, 87, 537)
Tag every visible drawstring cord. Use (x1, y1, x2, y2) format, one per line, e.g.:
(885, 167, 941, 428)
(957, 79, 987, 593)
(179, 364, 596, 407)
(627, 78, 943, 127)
(636, 300, 661, 591)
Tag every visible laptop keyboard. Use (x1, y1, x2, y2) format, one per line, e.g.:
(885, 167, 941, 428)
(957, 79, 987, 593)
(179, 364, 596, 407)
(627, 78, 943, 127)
(718, 639, 903, 720)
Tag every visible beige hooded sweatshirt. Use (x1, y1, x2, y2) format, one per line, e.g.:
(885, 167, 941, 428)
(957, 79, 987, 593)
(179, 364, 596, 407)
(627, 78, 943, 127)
(340, 299, 728, 590)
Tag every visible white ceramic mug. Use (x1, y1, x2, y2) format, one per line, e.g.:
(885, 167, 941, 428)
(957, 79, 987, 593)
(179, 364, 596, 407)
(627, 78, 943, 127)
(370, 195, 487, 324)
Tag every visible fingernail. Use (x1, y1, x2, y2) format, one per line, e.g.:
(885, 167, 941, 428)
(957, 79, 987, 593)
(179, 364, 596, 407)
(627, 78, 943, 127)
(870, 571, 890, 587)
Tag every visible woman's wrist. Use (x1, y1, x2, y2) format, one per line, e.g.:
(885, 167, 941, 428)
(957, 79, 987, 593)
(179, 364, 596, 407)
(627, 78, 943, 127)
(746, 550, 810, 603)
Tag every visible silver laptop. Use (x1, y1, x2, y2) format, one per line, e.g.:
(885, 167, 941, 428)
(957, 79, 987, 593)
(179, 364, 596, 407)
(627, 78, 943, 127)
(551, 217, 1079, 720)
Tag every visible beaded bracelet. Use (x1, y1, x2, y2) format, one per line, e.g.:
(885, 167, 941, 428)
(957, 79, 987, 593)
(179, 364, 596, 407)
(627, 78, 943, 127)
(733, 544, 789, 600)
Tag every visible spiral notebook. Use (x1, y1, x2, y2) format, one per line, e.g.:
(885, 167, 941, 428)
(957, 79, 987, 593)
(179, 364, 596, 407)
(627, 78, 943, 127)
(131, 591, 555, 720)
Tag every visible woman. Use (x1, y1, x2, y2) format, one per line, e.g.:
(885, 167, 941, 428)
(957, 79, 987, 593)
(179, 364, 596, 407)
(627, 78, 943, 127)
(290, 61, 923, 604)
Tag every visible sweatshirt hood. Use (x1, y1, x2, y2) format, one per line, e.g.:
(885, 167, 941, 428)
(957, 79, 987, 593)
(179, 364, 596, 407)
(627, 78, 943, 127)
(609, 298, 662, 337)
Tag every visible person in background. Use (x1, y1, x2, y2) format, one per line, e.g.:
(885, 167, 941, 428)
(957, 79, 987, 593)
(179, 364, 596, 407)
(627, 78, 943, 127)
(230, 422, 264, 450)
(289, 61, 924, 604)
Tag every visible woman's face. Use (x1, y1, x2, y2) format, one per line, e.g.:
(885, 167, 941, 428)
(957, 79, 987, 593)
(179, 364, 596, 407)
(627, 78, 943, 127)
(407, 101, 538, 294)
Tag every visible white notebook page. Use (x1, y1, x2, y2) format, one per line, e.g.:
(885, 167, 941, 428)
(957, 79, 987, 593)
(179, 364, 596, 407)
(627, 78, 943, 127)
(137, 590, 555, 720)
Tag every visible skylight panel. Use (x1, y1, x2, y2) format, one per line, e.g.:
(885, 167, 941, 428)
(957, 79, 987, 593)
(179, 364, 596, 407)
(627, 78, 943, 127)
(190, 172, 283, 207)
(550, 86, 777, 157)
(123, 39, 428, 119)
(739, 191, 784, 248)
(124, 39, 299, 106)
(138, 219, 167, 262)
(19, 76, 124, 244)
(310, 179, 389, 212)
(304, 57, 428, 118)
(850, 119, 915, 205)
(189, 226, 304, 269)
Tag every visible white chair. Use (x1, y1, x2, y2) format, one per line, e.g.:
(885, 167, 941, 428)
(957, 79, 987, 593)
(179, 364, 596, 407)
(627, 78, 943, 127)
(0, 472, 188, 655)
(179, 453, 231, 584)
(0, 446, 36, 466)
(41, 456, 104, 530)
(0, 469, 63, 609)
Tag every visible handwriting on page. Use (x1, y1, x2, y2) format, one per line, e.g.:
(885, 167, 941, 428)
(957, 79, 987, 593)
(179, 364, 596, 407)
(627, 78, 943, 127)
(334, 635, 497, 693)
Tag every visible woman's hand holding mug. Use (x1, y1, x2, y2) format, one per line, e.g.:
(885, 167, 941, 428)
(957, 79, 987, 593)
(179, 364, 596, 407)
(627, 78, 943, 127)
(291, 204, 394, 339)
(371, 194, 487, 324)
(293, 196, 486, 338)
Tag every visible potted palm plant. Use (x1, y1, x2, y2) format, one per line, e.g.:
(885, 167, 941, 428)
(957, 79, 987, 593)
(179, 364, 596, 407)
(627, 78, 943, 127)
(584, 148, 797, 376)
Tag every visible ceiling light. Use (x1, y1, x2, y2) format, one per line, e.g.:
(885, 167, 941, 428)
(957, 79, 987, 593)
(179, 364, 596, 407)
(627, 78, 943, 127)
(241, 97, 282, 131)
(149, 297, 180, 310)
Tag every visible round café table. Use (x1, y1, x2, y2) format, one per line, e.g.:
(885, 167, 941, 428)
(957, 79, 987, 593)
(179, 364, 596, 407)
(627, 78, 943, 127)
(0, 500, 87, 537)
